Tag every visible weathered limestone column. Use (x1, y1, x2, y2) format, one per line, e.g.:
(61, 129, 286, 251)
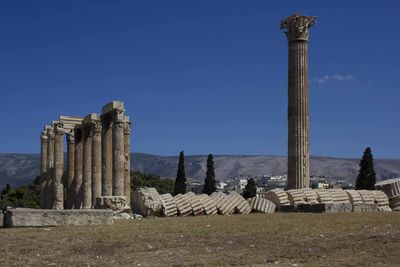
(53, 122, 64, 210)
(113, 109, 126, 196)
(101, 113, 113, 196)
(46, 127, 55, 209)
(74, 127, 83, 209)
(82, 119, 93, 209)
(124, 118, 131, 204)
(40, 127, 48, 209)
(281, 14, 316, 189)
(66, 131, 75, 209)
(92, 121, 102, 207)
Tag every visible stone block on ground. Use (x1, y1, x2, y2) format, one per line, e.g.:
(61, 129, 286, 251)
(286, 189, 307, 205)
(297, 203, 352, 213)
(264, 189, 290, 206)
(187, 193, 204, 215)
(345, 190, 363, 204)
(173, 193, 193, 216)
(352, 203, 378, 212)
(95, 196, 131, 213)
(302, 189, 319, 204)
(132, 187, 162, 217)
(3, 208, 113, 227)
(372, 190, 390, 207)
(199, 194, 218, 215)
(249, 197, 276, 213)
(358, 190, 375, 205)
(160, 193, 178, 217)
(328, 189, 350, 204)
(375, 178, 400, 198)
(315, 190, 334, 204)
(230, 192, 252, 214)
(388, 195, 400, 210)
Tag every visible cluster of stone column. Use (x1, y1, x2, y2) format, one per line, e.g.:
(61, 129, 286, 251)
(281, 14, 316, 189)
(39, 101, 132, 210)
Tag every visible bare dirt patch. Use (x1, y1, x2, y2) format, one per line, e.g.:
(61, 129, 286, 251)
(1, 213, 400, 266)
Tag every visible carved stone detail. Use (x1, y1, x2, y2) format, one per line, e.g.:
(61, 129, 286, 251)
(280, 13, 316, 42)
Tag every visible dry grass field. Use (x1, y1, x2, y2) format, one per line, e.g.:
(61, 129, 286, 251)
(1, 213, 400, 266)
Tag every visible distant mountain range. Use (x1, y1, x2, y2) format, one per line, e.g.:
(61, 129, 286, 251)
(0, 152, 399, 189)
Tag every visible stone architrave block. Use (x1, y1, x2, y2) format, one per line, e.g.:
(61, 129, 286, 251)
(132, 187, 162, 217)
(375, 178, 400, 198)
(3, 208, 113, 227)
(95, 196, 131, 213)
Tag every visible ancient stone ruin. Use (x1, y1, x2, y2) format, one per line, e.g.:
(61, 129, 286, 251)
(281, 14, 316, 189)
(132, 188, 276, 217)
(39, 101, 132, 211)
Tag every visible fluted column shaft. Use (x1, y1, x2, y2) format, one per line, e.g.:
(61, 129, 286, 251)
(46, 128, 55, 209)
(66, 132, 75, 209)
(101, 115, 113, 196)
(82, 124, 93, 209)
(287, 40, 310, 189)
(124, 121, 131, 204)
(40, 131, 48, 209)
(281, 14, 316, 190)
(74, 128, 83, 209)
(113, 113, 125, 196)
(53, 123, 64, 209)
(92, 122, 102, 207)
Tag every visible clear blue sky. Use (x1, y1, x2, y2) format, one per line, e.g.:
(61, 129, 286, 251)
(0, 1, 399, 158)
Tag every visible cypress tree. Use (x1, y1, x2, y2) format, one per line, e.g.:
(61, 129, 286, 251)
(203, 154, 216, 195)
(174, 151, 186, 195)
(243, 178, 257, 199)
(356, 147, 377, 190)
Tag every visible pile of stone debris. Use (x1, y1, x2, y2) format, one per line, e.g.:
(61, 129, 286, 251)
(262, 188, 391, 212)
(133, 186, 394, 217)
(132, 187, 276, 217)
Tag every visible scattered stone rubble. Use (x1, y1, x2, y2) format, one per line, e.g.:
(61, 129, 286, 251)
(133, 187, 393, 218)
(134, 187, 254, 217)
(264, 188, 391, 212)
(375, 178, 400, 211)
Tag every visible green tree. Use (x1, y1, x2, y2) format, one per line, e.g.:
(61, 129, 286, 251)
(174, 151, 187, 195)
(356, 147, 377, 190)
(243, 178, 257, 199)
(203, 154, 216, 195)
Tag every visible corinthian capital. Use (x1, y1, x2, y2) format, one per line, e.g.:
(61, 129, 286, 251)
(54, 122, 64, 135)
(66, 130, 75, 144)
(280, 13, 316, 42)
(47, 127, 55, 139)
(40, 129, 49, 142)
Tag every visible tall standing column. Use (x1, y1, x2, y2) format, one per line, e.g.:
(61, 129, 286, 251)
(74, 127, 83, 209)
(82, 122, 93, 209)
(92, 121, 102, 207)
(53, 122, 64, 210)
(113, 111, 125, 196)
(40, 128, 48, 209)
(124, 118, 131, 204)
(46, 127, 55, 209)
(101, 114, 113, 196)
(281, 14, 316, 189)
(66, 131, 75, 209)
